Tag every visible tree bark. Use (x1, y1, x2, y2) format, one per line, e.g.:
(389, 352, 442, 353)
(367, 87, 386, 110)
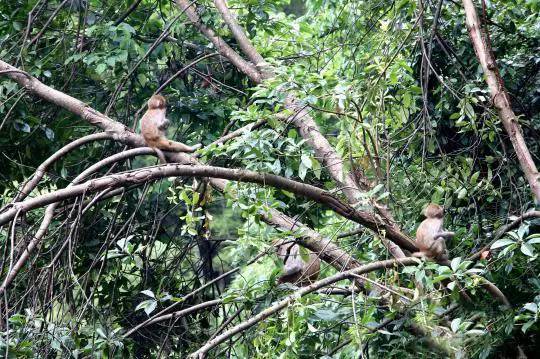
(462, 0, 540, 203)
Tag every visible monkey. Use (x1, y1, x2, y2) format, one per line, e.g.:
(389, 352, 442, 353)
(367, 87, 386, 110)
(140, 94, 200, 163)
(412, 204, 511, 305)
(413, 203, 455, 261)
(274, 239, 320, 287)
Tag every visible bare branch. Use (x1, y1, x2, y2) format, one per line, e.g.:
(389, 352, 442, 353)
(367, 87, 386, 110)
(144, 299, 223, 327)
(0, 59, 412, 293)
(213, 0, 265, 65)
(0, 147, 158, 294)
(0, 164, 417, 252)
(174, 0, 262, 83)
(462, 0, 540, 202)
(11, 132, 114, 203)
(113, 0, 143, 26)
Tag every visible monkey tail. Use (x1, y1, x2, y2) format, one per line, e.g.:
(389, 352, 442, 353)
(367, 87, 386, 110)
(153, 148, 167, 164)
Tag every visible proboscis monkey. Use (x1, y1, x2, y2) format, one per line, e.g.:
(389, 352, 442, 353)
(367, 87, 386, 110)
(414, 203, 455, 261)
(274, 239, 320, 286)
(141, 94, 200, 163)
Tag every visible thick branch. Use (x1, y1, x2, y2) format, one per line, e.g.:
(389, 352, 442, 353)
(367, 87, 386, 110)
(0, 164, 417, 251)
(462, 0, 540, 202)
(0, 59, 409, 289)
(173, 0, 407, 259)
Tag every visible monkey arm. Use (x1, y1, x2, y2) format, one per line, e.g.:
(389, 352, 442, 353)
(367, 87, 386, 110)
(435, 231, 455, 240)
(157, 117, 170, 131)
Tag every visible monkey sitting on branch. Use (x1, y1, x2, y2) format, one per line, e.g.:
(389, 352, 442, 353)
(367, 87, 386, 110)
(274, 239, 320, 287)
(141, 94, 200, 163)
(412, 203, 510, 305)
(413, 203, 455, 261)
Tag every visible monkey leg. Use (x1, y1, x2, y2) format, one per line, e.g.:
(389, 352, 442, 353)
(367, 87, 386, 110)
(154, 137, 198, 153)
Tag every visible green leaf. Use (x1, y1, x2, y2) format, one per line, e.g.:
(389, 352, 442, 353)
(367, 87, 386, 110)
(301, 154, 312, 169)
(523, 302, 538, 313)
(96, 63, 107, 74)
(520, 242, 535, 257)
(470, 171, 480, 185)
(450, 257, 461, 272)
(298, 161, 307, 180)
(490, 238, 515, 249)
(451, 318, 461, 333)
(141, 290, 155, 298)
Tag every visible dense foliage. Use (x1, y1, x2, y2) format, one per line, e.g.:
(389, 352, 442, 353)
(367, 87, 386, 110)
(0, 0, 539, 357)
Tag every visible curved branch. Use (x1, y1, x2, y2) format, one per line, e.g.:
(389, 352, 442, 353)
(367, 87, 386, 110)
(0, 164, 417, 251)
(0, 147, 158, 294)
(188, 257, 418, 357)
(11, 132, 114, 203)
(0, 59, 411, 286)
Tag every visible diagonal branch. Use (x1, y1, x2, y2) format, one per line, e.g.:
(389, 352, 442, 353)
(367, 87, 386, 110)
(173, 0, 408, 259)
(213, 0, 265, 66)
(462, 0, 540, 202)
(174, 0, 262, 83)
(188, 257, 418, 357)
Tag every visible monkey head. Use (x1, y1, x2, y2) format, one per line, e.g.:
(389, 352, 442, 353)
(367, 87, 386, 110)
(147, 94, 167, 109)
(423, 203, 444, 218)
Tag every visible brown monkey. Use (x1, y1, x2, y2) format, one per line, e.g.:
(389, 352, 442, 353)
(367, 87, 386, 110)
(274, 239, 320, 286)
(414, 203, 455, 261)
(141, 94, 200, 163)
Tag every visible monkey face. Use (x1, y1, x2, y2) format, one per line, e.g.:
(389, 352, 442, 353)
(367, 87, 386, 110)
(423, 203, 444, 218)
(147, 95, 167, 109)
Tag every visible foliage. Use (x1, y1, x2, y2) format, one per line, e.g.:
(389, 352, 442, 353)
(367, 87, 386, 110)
(0, 0, 539, 358)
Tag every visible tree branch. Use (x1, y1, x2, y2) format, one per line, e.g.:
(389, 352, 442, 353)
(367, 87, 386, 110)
(462, 0, 540, 202)
(174, 0, 262, 83)
(10, 132, 114, 203)
(212, 0, 265, 65)
(0, 164, 417, 251)
(0, 58, 411, 293)
(188, 258, 418, 357)
(0, 147, 159, 294)
(173, 0, 408, 259)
